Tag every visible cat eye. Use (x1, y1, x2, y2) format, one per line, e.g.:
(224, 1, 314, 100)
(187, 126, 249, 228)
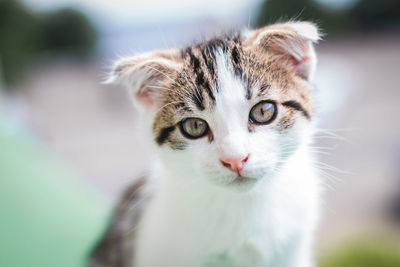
(180, 118, 209, 139)
(249, 101, 277, 124)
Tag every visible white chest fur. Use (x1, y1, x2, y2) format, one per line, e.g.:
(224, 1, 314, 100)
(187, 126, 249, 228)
(133, 149, 320, 267)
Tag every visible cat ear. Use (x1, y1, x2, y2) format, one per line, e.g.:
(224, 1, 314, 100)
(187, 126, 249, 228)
(106, 49, 182, 110)
(244, 21, 321, 81)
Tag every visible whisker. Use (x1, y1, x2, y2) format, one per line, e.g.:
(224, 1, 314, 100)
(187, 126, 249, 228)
(146, 85, 191, 101)
(142, 64, 176, 83)
(156, 100, 185, 114)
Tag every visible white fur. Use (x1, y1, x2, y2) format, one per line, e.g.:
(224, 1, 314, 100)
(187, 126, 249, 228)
(133, 50, 320, 267)
(287, 21, 321, 42)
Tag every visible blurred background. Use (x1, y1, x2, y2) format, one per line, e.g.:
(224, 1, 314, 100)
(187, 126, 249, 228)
(1, 0, 400, 266)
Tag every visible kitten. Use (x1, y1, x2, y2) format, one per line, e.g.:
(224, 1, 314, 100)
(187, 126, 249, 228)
(90, 21, 322, 267)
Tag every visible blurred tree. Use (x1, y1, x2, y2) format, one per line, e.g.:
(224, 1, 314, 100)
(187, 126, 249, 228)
(351, 0, 400, 30)
(255, 0, 400, 36)
(0, 0, 97, 89)
(257, 0, 320, 25)
(0, 0, 41, 87)
(255, 0, 354, 34)
(39, 8, 97, 57)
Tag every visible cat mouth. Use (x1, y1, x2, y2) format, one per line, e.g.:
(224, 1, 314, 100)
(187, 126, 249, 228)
(225, 175, 258, 191)
(231, 175, 255, 184)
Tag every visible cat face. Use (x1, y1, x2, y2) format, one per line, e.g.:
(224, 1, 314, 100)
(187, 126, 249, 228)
(109, 22, 320, 191)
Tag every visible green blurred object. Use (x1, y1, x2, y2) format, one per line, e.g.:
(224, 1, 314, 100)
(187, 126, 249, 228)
(319, 239, 400, 267)
(0, 119, 111, 267)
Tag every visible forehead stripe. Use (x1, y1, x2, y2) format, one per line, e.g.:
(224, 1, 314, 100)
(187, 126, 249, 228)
(195, 71, 215, 103)
(282, 101, 310, 119)
(186, 47, 200, 69)
(245, 80, 252, 100)
(181, 47, 205, 110)
(203, 80, 216, 103)
(201, 48, 215, 77)
(231, 46, 240, 65)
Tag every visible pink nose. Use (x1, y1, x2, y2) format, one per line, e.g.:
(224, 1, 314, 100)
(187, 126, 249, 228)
(220, 155, 249, 173)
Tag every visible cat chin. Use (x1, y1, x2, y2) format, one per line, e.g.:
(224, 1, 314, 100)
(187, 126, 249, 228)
(209, 175, 262, 193)
(225, 176, 259, 192)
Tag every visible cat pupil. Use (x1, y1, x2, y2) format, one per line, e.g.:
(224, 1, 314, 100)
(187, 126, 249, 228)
(261, 106, 265, 116)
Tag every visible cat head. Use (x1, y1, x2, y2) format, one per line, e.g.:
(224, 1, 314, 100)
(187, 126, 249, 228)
(108, 21, 320, 191)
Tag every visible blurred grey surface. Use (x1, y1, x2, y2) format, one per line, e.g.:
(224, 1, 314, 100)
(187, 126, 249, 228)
(2, 0, 400, 255)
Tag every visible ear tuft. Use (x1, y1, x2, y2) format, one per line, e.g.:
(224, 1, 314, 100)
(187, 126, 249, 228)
(103, 58, 135, 85)
(285, 21, 321, 43)
(104, 50, 182, 110)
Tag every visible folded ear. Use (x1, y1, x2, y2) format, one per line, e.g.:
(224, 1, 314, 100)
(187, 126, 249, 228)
(244, 21, 321, 81)
(106, 49, 182, 110)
